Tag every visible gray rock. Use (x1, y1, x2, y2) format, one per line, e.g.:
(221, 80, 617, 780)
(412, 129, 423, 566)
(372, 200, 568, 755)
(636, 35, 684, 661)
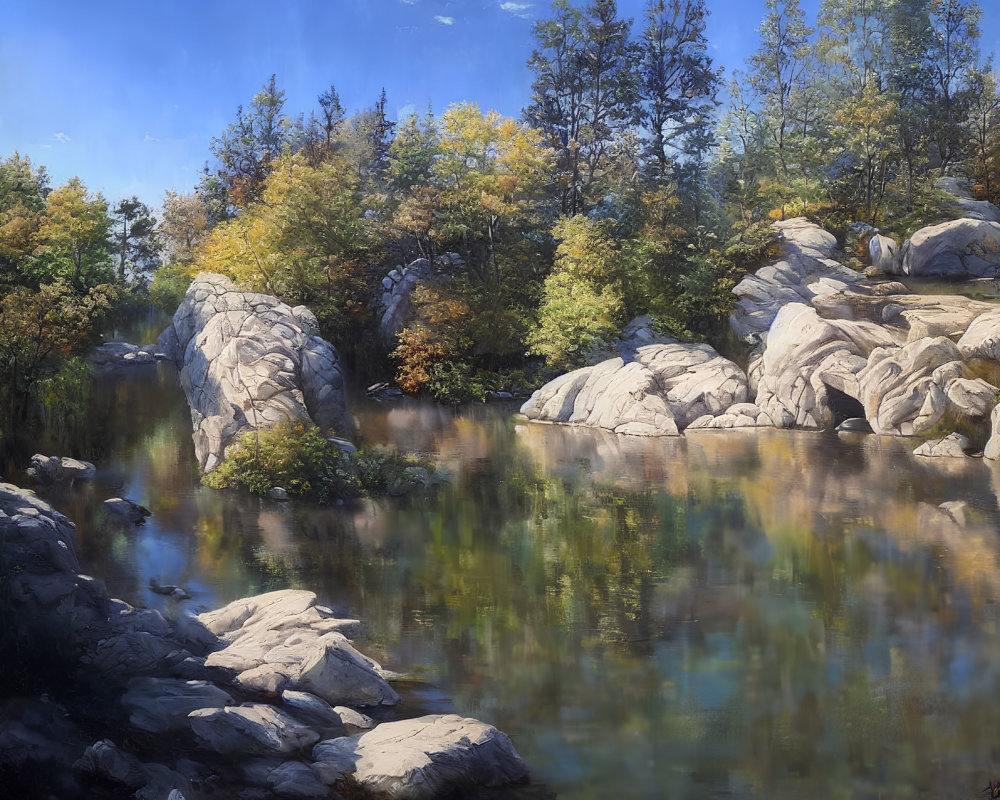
(123, 677, 233, 734)
(267, 761, 328, 800)
(520, 341, 747, 435)
(27, 454, 96, 483)
(199, 590, 398, 707)
(311, 714, 528, 799)
(869, 234, 897, 271)
(266, 487, 290, 501)
(913, 432, 970, 458)
(103, 497, 151, 524)
(189, 704, 320, 756)
(157, 273, 352, 472)
(896, 218, 1000, 278)
(73, 739, 147, 791)
(837, 417, 873, 433)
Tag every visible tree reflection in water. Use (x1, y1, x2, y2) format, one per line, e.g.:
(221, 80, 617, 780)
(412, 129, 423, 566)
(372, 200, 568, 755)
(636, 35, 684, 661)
(44, 383, 1000, 798)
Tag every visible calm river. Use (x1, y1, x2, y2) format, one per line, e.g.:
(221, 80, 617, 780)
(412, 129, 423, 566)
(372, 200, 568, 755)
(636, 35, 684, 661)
(21, 345, 1000, 799)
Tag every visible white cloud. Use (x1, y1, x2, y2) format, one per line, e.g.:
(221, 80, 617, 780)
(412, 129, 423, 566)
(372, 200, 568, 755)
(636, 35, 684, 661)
(144, 132, 161, 143)
(399, 0, 416, 3)
(433, 15, 455, 25)
(53, 132, 70, 144)
(499, 1, 532, 15)
(396, 102, 417, 121)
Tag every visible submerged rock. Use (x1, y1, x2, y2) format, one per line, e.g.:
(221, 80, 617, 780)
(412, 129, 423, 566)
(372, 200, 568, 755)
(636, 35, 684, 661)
(311, 714, 528, 799)
(103, 497, 151, 524)
(157, 273, 352, 472)
(913, 432, 970, 458)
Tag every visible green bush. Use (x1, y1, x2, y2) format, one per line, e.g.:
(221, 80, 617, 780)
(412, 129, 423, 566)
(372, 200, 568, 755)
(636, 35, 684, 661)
(203, 421, 437, 501)
(150, 263, 193, 314)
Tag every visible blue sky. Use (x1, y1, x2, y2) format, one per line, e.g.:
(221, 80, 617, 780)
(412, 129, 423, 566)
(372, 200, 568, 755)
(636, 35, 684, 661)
(1, 0, 998, 209)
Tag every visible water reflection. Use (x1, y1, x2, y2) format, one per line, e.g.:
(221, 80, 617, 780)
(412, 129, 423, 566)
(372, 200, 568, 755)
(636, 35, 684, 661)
(27, 370, 1000, 798)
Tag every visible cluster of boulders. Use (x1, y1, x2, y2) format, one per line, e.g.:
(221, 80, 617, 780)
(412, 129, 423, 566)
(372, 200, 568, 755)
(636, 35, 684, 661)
(521, 182, 1000, 461)
(90, 341, 169, 367)
(0, 481, 529, 799)
(157, 273, 353, 472)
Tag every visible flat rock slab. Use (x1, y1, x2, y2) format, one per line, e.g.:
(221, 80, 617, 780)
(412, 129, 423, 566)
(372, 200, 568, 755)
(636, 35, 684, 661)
(189, 704, 320, 756)
(199, 590, 399, 707)
(312, 714, 528, 799)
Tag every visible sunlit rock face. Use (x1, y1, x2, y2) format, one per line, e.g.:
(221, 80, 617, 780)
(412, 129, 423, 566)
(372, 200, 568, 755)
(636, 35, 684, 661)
(730, 217, 864, 341)
(520, 341, 748, 436)
(157, 273, 352, 471)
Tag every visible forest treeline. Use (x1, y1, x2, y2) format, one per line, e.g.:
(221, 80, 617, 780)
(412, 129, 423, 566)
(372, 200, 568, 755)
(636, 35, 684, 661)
(0, 0, 996, 432)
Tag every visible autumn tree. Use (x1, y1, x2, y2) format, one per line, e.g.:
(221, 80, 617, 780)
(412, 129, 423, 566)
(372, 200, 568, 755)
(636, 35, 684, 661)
(34, 177, 112, 288)
(432, 103, 552, 285)
(0, 153, 49, 286)
(0, 280, 117, 422)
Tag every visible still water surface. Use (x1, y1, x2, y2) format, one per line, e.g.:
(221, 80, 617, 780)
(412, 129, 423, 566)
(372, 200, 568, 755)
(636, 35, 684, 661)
(26, 357, 1000, 799)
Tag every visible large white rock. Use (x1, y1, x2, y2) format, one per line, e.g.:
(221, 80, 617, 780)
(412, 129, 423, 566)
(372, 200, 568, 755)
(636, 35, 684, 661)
(958, 307, 1000, 361)
(311, 714, 528, 799)
(934, 176, 1000, 222)
(854, 337, 992, 435)
(730, 217, 863, 340)
(157, 273, 352, 472)
(896, 219, 1000, 278)
(520, 341, 747, 435)
(753, 304, 894, 429)
(199, 590, 399, 707)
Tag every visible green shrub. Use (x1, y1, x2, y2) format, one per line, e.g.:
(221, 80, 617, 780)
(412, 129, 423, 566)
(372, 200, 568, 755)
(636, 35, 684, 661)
(203, 421, 437, 501)
(150, 263, 193, 314)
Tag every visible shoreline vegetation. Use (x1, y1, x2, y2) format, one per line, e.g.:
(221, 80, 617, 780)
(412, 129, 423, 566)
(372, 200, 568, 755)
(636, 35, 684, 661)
(4, 0, 996, 442)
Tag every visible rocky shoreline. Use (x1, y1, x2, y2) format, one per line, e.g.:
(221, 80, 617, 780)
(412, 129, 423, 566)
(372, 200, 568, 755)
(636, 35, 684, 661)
(521, 183, 1000, 461)
(0, 480, 531, 799)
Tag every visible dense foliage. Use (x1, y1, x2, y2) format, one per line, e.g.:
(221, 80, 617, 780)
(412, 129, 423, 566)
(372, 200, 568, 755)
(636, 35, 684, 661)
(2, 0, 997, 417)
(202, 422, 437, 501)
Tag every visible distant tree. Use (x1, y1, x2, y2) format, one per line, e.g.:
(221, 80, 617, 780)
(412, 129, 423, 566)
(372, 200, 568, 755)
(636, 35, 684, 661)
(637, 0, 719, 176)
(210, 74, 291, 207)
(160, 190, 210, 264)
(526, 0, 636, 214)
(926, 0, 981, 170)
(750, 0, 814, 185)
(318, 84, 346, 151)
(967, 63, 1000, 200)
(110, 196, 160, 285)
